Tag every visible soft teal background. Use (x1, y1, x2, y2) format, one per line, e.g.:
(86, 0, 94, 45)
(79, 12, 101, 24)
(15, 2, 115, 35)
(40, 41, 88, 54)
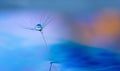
(0, 0, 120, 71)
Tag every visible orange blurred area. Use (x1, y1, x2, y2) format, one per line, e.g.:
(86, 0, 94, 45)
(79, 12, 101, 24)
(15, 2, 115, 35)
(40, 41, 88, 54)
(93, 10, 120, 37)
(73, 10, 120, 52)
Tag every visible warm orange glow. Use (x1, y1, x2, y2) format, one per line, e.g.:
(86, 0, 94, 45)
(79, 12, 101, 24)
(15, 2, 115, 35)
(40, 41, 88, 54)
(93, 10, 120, 37)
(75, 10, 120, 47)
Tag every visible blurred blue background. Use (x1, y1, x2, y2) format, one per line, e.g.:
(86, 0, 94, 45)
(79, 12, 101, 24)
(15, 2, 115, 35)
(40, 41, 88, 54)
(0, 0, 120, 71)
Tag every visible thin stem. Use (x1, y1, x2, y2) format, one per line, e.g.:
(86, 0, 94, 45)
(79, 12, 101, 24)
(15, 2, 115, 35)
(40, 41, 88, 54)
(40, 31, 49, 51)
(40, 31, 53, 71)
(49, 62, 53, 71)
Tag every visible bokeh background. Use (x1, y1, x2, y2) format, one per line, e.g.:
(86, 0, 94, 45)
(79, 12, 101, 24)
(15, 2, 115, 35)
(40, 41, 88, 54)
(0, 0, 120, 71)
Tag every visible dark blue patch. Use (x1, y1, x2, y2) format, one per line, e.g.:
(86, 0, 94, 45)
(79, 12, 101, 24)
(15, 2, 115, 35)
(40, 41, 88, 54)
(50, 41, 120, 70)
